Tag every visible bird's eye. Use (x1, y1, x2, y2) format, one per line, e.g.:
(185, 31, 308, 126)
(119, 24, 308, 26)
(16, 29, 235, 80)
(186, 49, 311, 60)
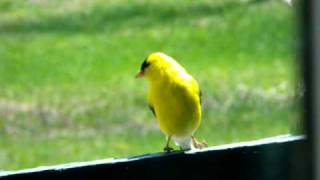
(140, 59, 150, 71)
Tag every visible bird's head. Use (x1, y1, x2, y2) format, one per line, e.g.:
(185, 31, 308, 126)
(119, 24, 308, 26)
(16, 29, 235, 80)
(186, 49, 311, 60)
(135, 52, 185, 80)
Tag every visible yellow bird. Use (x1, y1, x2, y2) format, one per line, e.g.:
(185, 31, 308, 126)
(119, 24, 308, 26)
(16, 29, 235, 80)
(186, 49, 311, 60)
(135, 52, 206, 151)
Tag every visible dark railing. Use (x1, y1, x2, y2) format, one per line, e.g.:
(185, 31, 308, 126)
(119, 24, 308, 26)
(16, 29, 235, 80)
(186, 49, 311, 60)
(0, 135, 306, 180)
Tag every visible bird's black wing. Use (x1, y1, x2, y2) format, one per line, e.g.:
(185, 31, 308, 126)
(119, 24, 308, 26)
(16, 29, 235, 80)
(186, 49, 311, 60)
(148, 104, 156, 117)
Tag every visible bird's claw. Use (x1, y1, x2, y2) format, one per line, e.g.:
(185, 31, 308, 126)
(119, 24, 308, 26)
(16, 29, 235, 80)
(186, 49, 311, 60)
(192, 136, 208, 149)
(163, 146, 174, 152)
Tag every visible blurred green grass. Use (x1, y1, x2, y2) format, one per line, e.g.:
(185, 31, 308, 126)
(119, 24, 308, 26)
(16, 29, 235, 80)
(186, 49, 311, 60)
(0, 0, 301, 170)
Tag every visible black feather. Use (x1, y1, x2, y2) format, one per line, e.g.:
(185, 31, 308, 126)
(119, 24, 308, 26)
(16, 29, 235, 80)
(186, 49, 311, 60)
(140, 59, 150, 71)
(199, 90, 202, 105)
(148, 104, 156, 117)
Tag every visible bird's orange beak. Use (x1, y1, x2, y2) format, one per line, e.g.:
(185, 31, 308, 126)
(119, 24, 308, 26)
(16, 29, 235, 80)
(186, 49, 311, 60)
(135, 71, 145, 78)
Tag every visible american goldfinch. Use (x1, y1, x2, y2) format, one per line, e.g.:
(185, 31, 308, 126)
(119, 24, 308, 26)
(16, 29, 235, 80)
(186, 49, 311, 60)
(136, 52, 207, 151)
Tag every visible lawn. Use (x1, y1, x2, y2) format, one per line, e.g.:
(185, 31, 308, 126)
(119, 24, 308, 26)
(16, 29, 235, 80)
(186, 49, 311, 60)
(0, 0, 301, 170)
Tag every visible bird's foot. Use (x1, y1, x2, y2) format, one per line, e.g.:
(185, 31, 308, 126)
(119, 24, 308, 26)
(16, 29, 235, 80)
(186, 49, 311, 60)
(163, 146, 174, 152)
(192, 136, 208, 149)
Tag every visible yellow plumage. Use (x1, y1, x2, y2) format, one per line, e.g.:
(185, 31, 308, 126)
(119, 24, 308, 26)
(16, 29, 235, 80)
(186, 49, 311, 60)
(136, 52, 204, 151)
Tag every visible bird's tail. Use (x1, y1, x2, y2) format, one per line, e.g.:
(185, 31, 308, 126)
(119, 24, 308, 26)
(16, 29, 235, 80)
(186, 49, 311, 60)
(173, 136, 208, 150)
(172, 136, 193, 150)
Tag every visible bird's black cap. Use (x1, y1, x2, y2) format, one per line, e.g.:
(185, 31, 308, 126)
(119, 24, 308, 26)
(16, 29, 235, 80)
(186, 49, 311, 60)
(140, 58, 150, 71)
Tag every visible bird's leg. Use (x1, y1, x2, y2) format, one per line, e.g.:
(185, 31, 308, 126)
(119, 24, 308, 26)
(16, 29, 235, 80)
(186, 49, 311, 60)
(192, 136, 208, 149)
(163, 135, 174, 152)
